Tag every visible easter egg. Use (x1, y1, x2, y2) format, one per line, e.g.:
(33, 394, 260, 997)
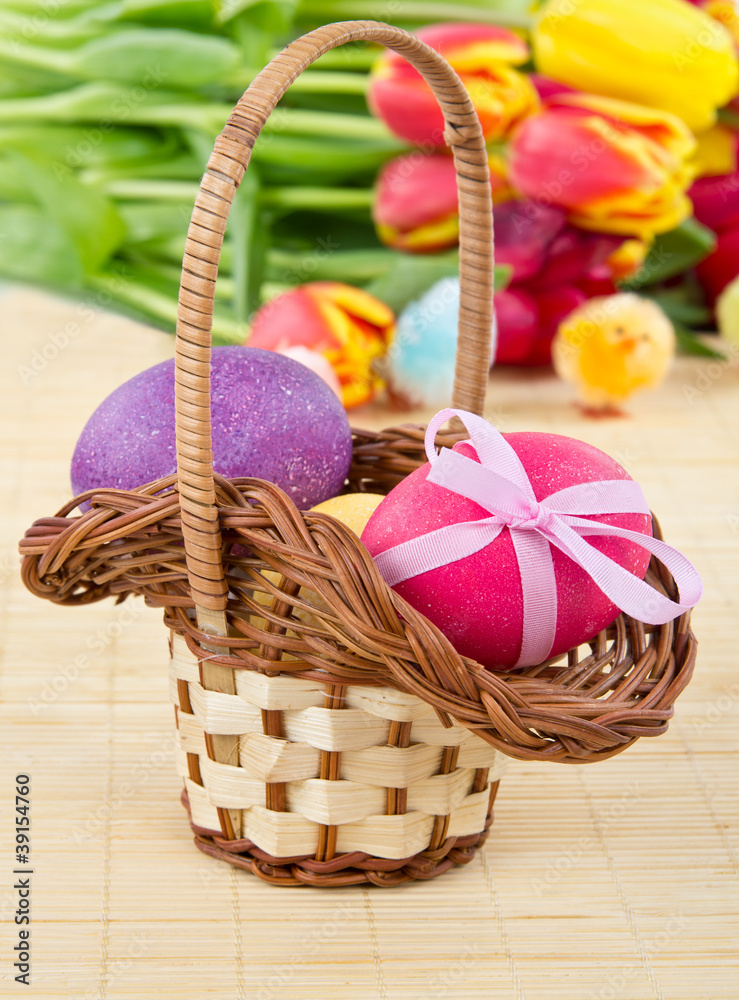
(387, 278, 496, 410)
(310, 493, 385, 537)
(361, 433, 652, 670)
(250, 493, 385, 648)
(71, 346, 353, 509)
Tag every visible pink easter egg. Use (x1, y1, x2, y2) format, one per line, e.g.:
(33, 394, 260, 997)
(361, 433, 652, 670)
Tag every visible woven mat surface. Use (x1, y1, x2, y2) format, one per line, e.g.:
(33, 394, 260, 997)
(1, 287, 737, 1000)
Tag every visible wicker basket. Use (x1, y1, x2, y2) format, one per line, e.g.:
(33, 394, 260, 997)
(19, 21, 697, 888)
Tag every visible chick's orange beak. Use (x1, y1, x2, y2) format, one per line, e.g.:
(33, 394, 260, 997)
(618, 336, 638, 352)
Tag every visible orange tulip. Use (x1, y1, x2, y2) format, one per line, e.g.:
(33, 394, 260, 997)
(249, 282, 395, 409)
(368, 22, 538, 147)
(509, 94, 696, 239)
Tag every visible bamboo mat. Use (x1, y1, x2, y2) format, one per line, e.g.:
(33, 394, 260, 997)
(1, 285, 738, 1000)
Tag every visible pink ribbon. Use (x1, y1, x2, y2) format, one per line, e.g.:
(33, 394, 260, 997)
(373, 409, 702, 668)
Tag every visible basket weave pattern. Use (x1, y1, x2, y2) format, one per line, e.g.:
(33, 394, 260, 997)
(18, 22, 697, 887)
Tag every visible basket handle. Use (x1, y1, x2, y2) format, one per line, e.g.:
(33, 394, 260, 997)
(175, 20, 494, 626)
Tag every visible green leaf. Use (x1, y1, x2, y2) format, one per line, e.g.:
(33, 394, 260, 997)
(116, 200, 191, 244)
(5, 150, 125, 275)
(217, 0, 298, 30)
(74, 30, 240, 88)
(366, 252, 510, 314)
(0, 204, 84, 287)
(623, 219, 717, 289)
(118, 0, 219, 29)
(645, 286, 712, 328)
(295, 0, 532, 27)
(673, 323, 726, 358)
(251, 135, 405, 183)
(230, 164, 269, 322)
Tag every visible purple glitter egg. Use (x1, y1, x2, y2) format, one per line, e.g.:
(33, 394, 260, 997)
(71, 346, 353, 508)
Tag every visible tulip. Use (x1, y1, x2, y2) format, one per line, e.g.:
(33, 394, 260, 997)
(687, 0, 739, 49)
(493, 289, 539, 364)
(373, 151, 512, 253)
(692, 125, 738, 179)
(696, 227, 739, 302)
(493, 199, 645, 365)
(508, 93, 696, 239)
(368, 22, 538, 147)
(690, 170, 739, 233)
(689, 127, 739, 301)
(532, 0, 738, 133)
(249, 282, 394, 409)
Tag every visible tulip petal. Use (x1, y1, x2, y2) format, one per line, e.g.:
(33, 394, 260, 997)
(533, 0, 739, 132)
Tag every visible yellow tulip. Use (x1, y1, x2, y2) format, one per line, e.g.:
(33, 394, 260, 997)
(692, 124, 737, 177)
(533, 0, 739, 132)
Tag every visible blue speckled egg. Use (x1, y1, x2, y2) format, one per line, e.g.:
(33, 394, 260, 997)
(71, 346, 353, 508)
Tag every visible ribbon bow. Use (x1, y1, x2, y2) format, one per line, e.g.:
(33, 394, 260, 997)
(373, 409, 702, 668)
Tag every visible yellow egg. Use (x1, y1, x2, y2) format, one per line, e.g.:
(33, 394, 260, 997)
(249, 494, 386, 656)
(309, 493, 385, 537)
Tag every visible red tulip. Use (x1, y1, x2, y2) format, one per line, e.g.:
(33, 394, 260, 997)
(369, 22, 538, 147)
(696, 226, 739, 303)
(525, 287, 588, 367)
(249, 282, 395, 409)
(690, 171, 739, 234)
(529, 74, 577, 103)
(373, 151, 512, 253)
(493, 201, 567, 280)
(492, 199, 644, 366)
(509, 93, 695, 238)
(493, 289, 539, 364)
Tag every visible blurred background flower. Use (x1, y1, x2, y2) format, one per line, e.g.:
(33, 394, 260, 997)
(532, 0, 738, 132)
(248, 281, 395, 409)
(0, 0, 736, 403)
(508, 94, 696, 239)
(368, 22, 538, 146)
(372, 151, 511, 253)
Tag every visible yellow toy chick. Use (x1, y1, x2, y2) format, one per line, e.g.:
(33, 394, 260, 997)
(552, 293, 675, 415)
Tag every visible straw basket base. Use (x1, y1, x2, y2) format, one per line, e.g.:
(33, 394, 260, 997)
(182, 783, 500, 887)
(170, 627, 507, 887)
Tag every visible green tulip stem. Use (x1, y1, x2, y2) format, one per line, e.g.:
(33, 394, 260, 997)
(260, 187, 374, 211)
(229, 68, 369, 95)
(295, 0, 532, 28)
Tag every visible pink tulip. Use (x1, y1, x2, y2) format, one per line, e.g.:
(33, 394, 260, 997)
(369, 22, 538, 147)
(509, 93, 695, 238)
(373, 152, 512, 253)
